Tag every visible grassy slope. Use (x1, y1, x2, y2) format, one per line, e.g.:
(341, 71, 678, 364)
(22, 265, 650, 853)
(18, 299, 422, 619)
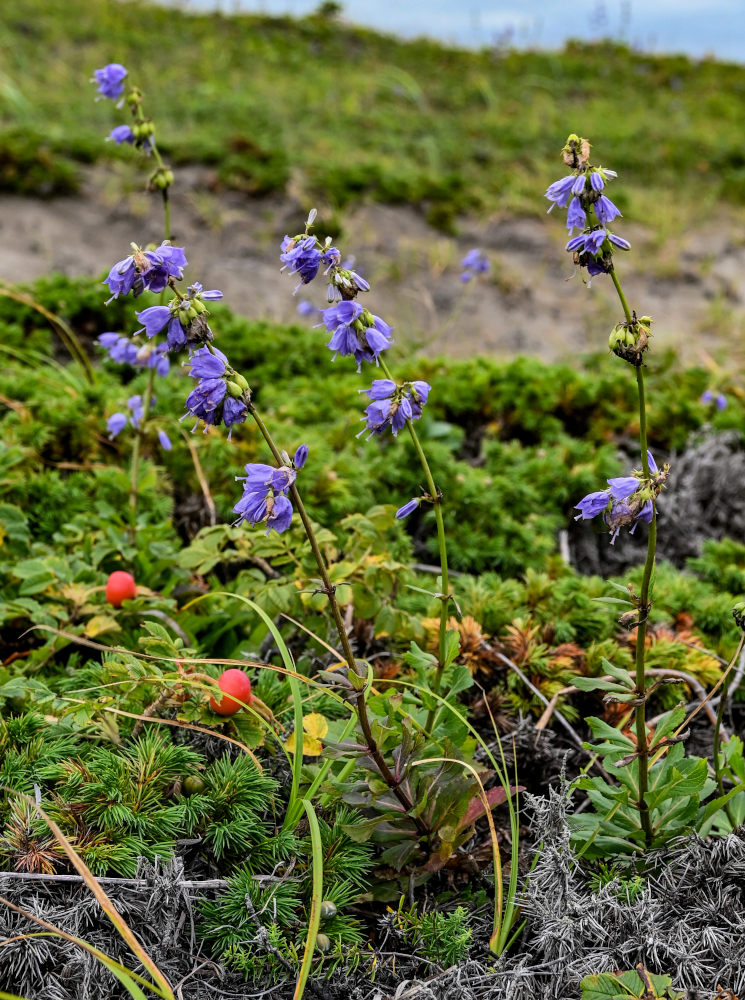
(1, 0, 745, 228)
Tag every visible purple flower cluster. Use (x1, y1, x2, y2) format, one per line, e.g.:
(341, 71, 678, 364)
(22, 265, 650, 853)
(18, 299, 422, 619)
(233, 462, 299, 535)
(93, 64, 128, 100)
(99, 333, 169, 376)
(361, 379, 431, 438)
(575, 452, 660, 544)
(107, 395, 171, 451)
(183, 347, 247, 438)
(319, 301, 392, 371)
(104, 243, 187, 302)
(460, 248, 490, 283)
(701, 389, 727, 410)
(545, 165, 629, 277)
(135, 282, 222, 352)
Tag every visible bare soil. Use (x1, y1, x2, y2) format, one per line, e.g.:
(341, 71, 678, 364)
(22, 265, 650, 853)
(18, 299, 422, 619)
(2, 166, 745, 365)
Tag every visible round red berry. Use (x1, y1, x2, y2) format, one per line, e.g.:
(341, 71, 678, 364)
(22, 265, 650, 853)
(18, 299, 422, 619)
(209, 668, 252, 716)
(105, 571, 137, 607)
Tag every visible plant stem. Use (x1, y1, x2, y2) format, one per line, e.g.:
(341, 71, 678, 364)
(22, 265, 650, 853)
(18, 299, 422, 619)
(378, 358, 451, 732)
(128, 366, 156, 543)
(610, 267, 654, 846)
(713, 654, 737, 827)
(246, 401, 429, 835)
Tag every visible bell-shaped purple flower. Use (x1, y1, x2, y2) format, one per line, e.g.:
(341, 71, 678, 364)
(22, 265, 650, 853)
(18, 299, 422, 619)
(395, 498, 420, 519)
(107, 413, 127, 439)
(594, 195, 621, 225)
(574, 491, 610, 520)
(233, 463, 296, 534)
(93, 64, 128, 100)
(136, 306, 171, 339)
(188, 346, 228, 380)
(280, 236, 322, 286)
(566, 197, 586, 231)
(294, 444, 309, 469)
(158, 430, 172, 451)
(184, 378, 227, 423)
(545, 175, 575, 210)
(109, 125, 135, 145)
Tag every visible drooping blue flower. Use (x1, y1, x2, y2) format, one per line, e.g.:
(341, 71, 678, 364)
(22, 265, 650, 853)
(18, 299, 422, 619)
(233, 463, 296, 535)
(158, 430, 172, 451)
(188, 346, 228, 380)
(280, 236, 322, 287)
(93, 64, 128, 100)
(461, 248, 490, 275)
(294, 444, 309, 469)
(136, 306, 171, 339)
(107, 413, 127, 439)
(360, 379, 431, 438)
(320, 301, 393, 370)
(128, 395, 145, 427)
(104, 243, 187, 301)
(395, 498, 420, 519)
(184, 378, 227, 425)
(594, 195, 621, 225)
(574, 451, 661, 544)
(566, 197, 587, 231)
(109, 125, 135, 145)
(701, 389, 727, 410)
(297, 299, 319, 317)
(545, 175, 576, 210)
(99, 332, 139, 365)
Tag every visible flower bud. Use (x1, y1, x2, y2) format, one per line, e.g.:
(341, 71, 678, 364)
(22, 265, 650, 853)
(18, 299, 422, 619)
(608, 324, 626, 351)
(733, 601, 745, 630)
(226, 380, 245, 399)
(232, 372, 250, 392)
(315, 933, 331, 953)
(320, 900, 337, 920)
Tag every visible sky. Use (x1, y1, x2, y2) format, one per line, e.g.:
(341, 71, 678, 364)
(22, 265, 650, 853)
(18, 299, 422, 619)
(176, 0, 745, 62)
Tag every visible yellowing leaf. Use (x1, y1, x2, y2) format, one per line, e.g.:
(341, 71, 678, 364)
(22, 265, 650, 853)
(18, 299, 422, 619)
(83, 615, 121, 638)
(285, 712, 329, 757)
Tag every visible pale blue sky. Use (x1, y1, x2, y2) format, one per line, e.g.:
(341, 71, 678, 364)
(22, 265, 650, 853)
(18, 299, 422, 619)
(175, 0, 745, 61)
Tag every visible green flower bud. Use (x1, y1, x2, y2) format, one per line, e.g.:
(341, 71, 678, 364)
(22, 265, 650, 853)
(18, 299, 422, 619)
(182, 775, 206, 796)
(608, 324, 626, 351)
(320, 900, 337, 920)
(192, 299, 207, 315)
(733, 601, 745, 630)
(315, 933, 331, 953)
(226, 380, 244, 399)
(232, 372, 250, 392)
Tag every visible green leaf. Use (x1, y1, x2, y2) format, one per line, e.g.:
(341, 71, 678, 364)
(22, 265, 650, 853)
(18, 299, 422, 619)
(573, 676, 630, 693)
(444, 629, 460, 668)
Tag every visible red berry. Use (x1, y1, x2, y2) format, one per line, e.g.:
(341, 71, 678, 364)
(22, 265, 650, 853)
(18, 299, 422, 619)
(209, 668, 252, 716)
(106, 571, 137, 608)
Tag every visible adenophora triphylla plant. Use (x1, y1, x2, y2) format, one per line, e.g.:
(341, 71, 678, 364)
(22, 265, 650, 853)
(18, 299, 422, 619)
(98, 235, 445, 845)
(94, 64, 177, 536)
(92, 63, 174, 234)
(547, 134, 666, 847)
(280, 211, 456, 734)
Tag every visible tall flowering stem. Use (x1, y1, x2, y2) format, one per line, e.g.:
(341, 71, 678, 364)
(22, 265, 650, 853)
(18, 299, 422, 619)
(128, 368, 156, 539)
(612, 274, 655, 847)
(245, 400, 430, 837)
(548, 134, 661, 846)
(378, 356, 451, 729)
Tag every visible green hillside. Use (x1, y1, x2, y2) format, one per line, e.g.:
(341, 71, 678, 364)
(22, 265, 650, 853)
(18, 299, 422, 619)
(2, 0, 745, 230)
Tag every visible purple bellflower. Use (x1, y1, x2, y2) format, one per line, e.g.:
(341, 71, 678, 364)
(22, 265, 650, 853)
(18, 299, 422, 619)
(183, 346, 247, 437)
(104, 242, 187, 302)
(460, 248, 490, 282)
(318, 300, 393, 371)
(109, 125, 135, 145)
(280, 236, 322, 289)
(701, 389, 727, 410)
(93, 64, 128, 100)
(233, 463, 296, 535)
(360, 379, 431, 438)
(395, 498, 421, 519)
(575, 451, 661, 544)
